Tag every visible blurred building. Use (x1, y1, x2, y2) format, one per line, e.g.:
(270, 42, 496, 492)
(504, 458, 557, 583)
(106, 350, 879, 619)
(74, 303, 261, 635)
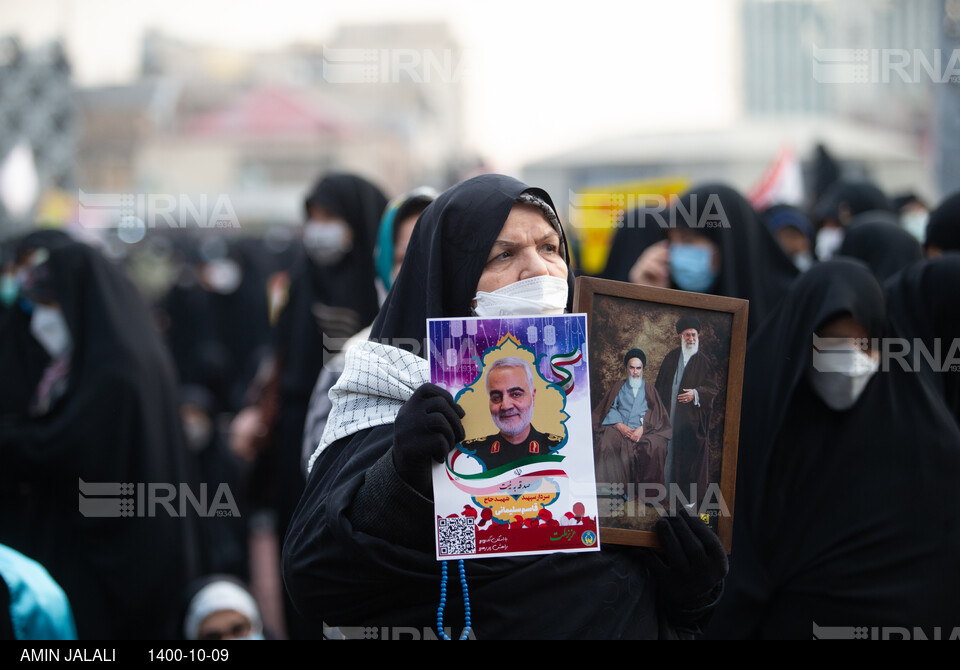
(527, 0, 944, 197)
(319, 22, 469, 189)
(523, 0, 950, 273)
(733, 0, 945, 198)
(742, 0, 939, 134)
(134, 84, 406, 224)
(75, 23, 469, 227)
(76, 79, 178, 193)
(935, 0, 960, 196)
(0, 37, 76, 238)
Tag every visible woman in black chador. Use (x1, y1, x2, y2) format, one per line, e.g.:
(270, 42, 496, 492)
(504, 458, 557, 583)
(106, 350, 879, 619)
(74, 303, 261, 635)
(710, 259, 960, 639)
(0, 235, 198, 639)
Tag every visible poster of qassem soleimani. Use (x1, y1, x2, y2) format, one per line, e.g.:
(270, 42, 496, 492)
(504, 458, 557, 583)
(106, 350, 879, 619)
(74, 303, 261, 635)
(428, 314, 600, 560)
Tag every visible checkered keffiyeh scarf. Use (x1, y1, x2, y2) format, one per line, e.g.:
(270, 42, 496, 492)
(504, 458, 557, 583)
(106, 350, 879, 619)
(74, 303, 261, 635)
(307, 340, 429, 473)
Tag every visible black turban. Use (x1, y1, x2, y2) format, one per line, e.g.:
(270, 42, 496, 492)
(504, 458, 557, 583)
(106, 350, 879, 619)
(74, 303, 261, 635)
(676, 316, 701, 334)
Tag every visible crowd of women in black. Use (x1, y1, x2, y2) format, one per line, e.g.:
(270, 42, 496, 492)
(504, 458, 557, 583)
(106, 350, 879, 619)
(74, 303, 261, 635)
(1, 159, 959, 639)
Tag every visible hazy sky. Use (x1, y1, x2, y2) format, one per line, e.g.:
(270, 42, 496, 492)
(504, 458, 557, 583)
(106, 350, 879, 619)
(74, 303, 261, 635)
(2, 0, 741, 170)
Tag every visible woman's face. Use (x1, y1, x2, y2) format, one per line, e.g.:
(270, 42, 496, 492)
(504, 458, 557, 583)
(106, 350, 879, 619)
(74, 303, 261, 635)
(815, 314, 879, 360)
(475, 204, 567, 295)
(197, 609, 253, 641)
(391, 213, 419, 282)
(666, 228, 721, 273)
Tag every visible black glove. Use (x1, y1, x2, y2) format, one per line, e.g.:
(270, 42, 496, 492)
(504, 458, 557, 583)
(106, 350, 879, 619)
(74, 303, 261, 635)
(392, 383, 465, 497)
(647, 507, 728, 622)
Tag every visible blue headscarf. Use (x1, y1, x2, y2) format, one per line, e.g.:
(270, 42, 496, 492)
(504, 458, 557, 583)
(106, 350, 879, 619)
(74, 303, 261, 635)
(374, 187, 437, 291)
(0, 544, 76, 640)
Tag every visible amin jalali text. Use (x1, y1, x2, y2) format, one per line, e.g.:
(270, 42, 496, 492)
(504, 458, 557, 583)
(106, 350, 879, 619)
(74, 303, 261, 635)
(20, 648, 116, 662)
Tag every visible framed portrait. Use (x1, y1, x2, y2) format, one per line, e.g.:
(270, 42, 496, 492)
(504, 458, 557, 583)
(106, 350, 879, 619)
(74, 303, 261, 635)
(573, 276, 747, 552)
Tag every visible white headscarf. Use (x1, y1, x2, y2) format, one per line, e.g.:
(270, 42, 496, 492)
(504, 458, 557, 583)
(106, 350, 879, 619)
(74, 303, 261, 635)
(183, 580, 262, 641)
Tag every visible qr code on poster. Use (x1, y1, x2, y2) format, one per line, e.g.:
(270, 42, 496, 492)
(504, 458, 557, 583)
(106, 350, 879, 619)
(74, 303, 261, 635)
(438, 516, 476, 556)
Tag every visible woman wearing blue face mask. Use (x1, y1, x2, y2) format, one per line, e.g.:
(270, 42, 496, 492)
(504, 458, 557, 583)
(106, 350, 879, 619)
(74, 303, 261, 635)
(664, 229, 721, 294)
(627, 184, 798, 335)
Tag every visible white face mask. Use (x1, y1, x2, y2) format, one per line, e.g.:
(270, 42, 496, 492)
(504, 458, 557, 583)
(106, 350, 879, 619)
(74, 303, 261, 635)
(203, 259, 242, 295)
(807, 344, 880, 411)
(792, 252, 814, 272)
(815, 227, 844, 261)
(901, 211, 929, 243)
(303, 220, 352, 265)
(30, 305, 73, 359)
(472, 275, 568, 317)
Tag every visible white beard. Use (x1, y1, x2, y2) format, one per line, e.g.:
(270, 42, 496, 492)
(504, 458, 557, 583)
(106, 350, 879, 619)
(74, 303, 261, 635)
(493, 402, 535, 438)
(681, 340, 699, 363)
(627, 376, 643, 395)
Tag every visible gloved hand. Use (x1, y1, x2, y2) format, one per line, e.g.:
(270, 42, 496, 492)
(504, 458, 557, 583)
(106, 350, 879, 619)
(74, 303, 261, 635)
(392, 383, 465, 497)
(647, 507, 728, 622)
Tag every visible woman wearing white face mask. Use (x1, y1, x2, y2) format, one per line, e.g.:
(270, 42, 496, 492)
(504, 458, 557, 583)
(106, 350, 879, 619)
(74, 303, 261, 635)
(299, 188, 438, 475)
(811, 179, 896, 262)
(470, 192, 570, 317)
(229, 172, 386, 640)
(710, 258, 960, 639)
(284, 175, 727, 640)
(0, 234, 75, 419)
(0, 236, 199, 639)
